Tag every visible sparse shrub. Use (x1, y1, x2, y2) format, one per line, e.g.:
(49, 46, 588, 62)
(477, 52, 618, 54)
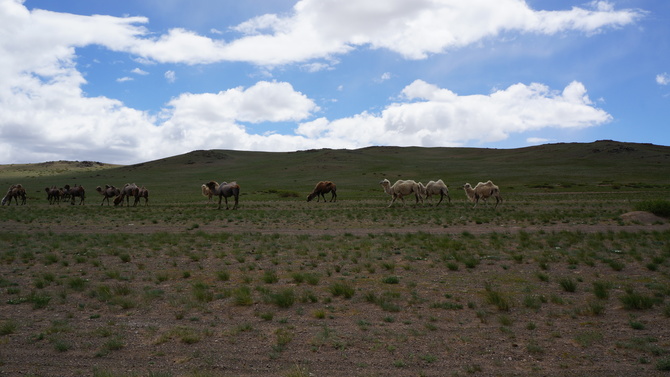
(233, 286, 253, 306)
(593, 281, 612, 299)
(28, 291, 51, 309)
(523, 295, 542, 311)
(216, 270, 230, 281)
(526, 340, 544, 354)
(621, 289, 655, 310)
(67, 277, 88, 292)
(269, 288, 295, 308)
(382, 276, 400, 284)
(587, 300, 606, 316)
(263, 270, 279, 284)
(430, 301, 463, 310)
(606, 259, 625, 271)
(329, 282, 355, 299)
(192, 282, 213, 302)
(0, 320, 18, 335)
(657, 357, 670, 371)
(53, 339, 71, 352)
(558, 277, 577, 292)
(635, 199, 670, 218)
(484, 283, 511, 311)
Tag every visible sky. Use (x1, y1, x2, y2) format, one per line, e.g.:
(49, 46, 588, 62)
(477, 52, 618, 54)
(0, 0, 668, 165)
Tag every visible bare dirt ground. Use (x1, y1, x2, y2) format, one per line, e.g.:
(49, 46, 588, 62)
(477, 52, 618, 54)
(0, 209, 669, 377)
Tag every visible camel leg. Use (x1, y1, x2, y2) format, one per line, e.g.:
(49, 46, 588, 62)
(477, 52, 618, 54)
(388, 195, 398, 207)
(436, 193, 444, 206)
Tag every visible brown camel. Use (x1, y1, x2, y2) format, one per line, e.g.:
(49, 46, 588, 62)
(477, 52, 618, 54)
(307, 181, 337, 202)
(204, 181, 240, 210)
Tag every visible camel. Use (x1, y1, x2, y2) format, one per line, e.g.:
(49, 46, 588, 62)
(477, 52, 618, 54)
(424, 180, 451, 206)
(134, 186, 149, 206)
(63, 184, 85, 205)
(113, 194, 124, 206)
(119, 183, 140, 207)
(2, 184, 26, 206)
(204, 181, 240, 210)
(307, 181, 337, 202)
(45, 186, 62, 205)
(379, 179, 423, 207)
(201, 184, 213, 203)
(463, 180, 503, 209)
(96, 185, 120, 206)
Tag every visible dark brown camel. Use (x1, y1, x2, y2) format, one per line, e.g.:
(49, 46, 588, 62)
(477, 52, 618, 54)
(96, 185, 120, 206)
(63, 184, 85, 205)
(119, 183, 140, 207)
(134, 186, 149, 206)
(2, 184, 26, 206)
(204, 181, 240, 210)
(307, 181, 337, 202)
(45, 186, 61, 205)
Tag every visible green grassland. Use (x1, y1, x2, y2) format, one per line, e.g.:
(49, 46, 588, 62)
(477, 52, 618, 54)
(1, 140, 669, 205)
(0, 140, 669, 377)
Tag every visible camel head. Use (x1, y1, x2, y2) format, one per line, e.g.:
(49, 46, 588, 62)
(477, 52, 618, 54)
(205, 181, 220, 191)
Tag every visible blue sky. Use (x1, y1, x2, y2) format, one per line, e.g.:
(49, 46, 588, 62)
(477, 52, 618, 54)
(0, 0, 668, 164)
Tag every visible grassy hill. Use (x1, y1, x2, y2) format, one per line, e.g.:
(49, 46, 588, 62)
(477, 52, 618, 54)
(1, 140, 669, 203)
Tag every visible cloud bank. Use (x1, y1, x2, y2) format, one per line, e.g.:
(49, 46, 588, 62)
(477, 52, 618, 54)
(0, 0, 638, 163)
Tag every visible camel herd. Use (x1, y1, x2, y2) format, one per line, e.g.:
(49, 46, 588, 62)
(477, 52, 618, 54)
(379, 178, 502, 208)
(11, 183, 150, 207)
(2, 178, 502, 209)
(1, 184, 26, 206)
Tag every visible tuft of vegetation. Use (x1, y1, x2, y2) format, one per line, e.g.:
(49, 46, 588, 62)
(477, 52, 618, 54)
(635, 199, 670, 218)
(329, 282, 355, 299)
(620, 289, 655, 310)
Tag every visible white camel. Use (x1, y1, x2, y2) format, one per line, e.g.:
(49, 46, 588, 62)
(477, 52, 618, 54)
(380, 179, 423, 207)
(463, 180, 503, 209)
(424, 180, 451, 206)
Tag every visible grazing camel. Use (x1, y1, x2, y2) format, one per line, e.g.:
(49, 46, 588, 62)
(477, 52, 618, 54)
(63, 184, 85, 205)
(134, 186, 149, 206)
(45, 186, 62, 205)
(2, 184, 26, 206)
(463, 180, 503, 209)
(307, 181, 337, 202)
(120, 183, 140, 207)
(424, 180, 451, 206)
(95, 185, 120, 206)
(204, 181, 240, 210)
(379, 179, 423, 207)
(113, 194, 124, 206)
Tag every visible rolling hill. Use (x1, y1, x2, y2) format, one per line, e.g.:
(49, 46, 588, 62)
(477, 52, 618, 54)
(1, 140, 668, 203)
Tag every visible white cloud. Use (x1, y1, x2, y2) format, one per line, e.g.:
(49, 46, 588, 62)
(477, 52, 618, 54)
(376, 72, 391, 83)
(164, 70, 176, 83)
(131, 67, 149, 75)
(527, 137, 550, 144)
(0, 0, 625, 164)
(657, 73, 670, 85)
(295, 80, 611, 147)
(0, 0, 643, 70)
(116, 77, 133, 82)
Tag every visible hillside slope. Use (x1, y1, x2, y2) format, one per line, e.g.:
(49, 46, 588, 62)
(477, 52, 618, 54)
(1, 140, 668, 202)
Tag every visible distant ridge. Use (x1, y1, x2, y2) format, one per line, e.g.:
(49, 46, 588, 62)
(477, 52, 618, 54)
(1, 141, 668, 197)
